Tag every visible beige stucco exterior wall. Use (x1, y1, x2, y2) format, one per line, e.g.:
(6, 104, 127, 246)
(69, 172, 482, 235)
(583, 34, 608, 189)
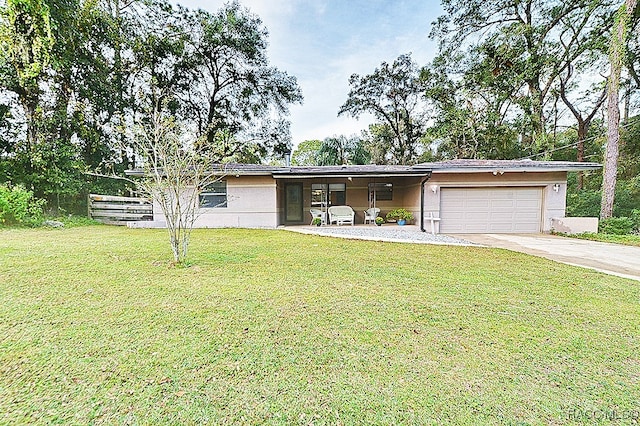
(198, 175, 278, 228)
(143, 170, 573, 232)
(424, 171, 568, 233)
(150, 175, 279, 228)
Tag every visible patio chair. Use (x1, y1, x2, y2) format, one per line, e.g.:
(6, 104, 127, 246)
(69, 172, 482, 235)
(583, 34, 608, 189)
(309, 208, 325, 225)
(363, 207, 380, 225)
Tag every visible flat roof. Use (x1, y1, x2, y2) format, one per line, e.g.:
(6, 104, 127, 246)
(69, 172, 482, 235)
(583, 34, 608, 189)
(416, 159, 602, 173)
(126, 159, 601, 177)
(125, 163, 282, 177)
(272, 164, 429, 178)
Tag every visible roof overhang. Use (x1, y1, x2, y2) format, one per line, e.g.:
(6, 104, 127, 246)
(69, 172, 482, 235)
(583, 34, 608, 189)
(125, 164, 278, 178)
(272, 172, 431, 179)
(272, 165, 430, 179)
(414, 160, 602, 174)
(126, 160, 601, 179)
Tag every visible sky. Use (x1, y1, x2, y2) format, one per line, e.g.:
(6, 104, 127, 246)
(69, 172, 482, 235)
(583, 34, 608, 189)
(169, 0, 444, 148)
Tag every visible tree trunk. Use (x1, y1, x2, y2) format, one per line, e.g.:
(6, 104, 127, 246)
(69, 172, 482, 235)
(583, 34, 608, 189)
(22, 97, 39, 193)
(528, 83, 546, 149)
(601, 0, 638, 219)
(576, 123, 587, 190)
(601, 87, 619, 218)
(623, 78, 630, 123)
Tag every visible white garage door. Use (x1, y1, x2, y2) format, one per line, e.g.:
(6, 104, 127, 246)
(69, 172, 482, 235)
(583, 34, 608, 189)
(440, 187, 543, 233)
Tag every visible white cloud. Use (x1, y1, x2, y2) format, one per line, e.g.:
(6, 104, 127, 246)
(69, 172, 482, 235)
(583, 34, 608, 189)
(168, 0, 442, 148)
(288, 25, 437, 145)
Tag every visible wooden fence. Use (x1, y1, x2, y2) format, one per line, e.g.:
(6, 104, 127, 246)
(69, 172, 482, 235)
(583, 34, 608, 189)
(88, 194, 153, 224)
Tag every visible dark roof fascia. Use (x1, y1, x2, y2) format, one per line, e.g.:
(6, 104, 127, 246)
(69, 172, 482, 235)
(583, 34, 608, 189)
(272, 165, 430, 178)
(125, 164, 278, 178)
(127, 166, 430, 178)
(273, 172, 430, 179)
(414, 161, 602, 173)
(126, 160, 601, 179)
(202, 164, 282, 176)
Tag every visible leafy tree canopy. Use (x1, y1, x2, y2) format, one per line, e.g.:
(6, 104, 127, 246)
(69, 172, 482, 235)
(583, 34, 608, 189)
(174, 1, 303, 163)
(317, 135, 370, 166)
(291, 139, 322, 166)
(0, 0, 303, 213)
(339, 54, 428, 165)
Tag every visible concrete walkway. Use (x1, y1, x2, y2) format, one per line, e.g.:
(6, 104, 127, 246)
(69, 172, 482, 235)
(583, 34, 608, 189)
(453, 234, 640, 282)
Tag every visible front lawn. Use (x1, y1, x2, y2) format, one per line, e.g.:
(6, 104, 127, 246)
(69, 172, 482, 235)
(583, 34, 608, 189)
(1, 227, 638, 424)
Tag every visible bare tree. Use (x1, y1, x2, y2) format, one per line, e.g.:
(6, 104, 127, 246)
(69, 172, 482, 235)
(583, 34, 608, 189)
(130, 101, 223, 264)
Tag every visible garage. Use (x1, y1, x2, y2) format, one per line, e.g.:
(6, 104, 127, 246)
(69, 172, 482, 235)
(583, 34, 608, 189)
(439, 187, 543, 233)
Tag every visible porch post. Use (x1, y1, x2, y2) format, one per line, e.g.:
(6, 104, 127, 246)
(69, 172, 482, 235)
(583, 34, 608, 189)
(323, 178, 328, 224)
(370, 178, 376, 209)
(420, 174, 431, 233)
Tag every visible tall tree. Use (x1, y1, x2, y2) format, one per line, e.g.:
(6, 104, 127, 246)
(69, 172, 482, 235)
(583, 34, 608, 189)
(626, 14, 640, 112)
(554, 1, 611, 188)
(176, 1, 302, 163)
(0, 0, 54, 186)
(0, 0, 303, 214)
(0, 0, 142, 207)
(601, 0, 639, 219)
(363, 124, 397, 164)
(431, 0, 617, 151)
(423, 50, 522, 160)
(41, 0, 114, 208)
(339, 54, 428, 165)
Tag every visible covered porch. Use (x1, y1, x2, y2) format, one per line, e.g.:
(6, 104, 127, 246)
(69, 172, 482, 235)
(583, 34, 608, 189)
(272, 165, 431, 227)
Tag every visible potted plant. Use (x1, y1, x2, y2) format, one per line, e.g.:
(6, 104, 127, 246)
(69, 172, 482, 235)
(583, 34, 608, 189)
(312, 217, 322, 226)
(375, 216, 385, 226)
(386, 208, 414, 226)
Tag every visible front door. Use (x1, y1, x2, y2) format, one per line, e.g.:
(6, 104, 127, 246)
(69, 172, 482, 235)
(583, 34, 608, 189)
(285, 183, 304, 223)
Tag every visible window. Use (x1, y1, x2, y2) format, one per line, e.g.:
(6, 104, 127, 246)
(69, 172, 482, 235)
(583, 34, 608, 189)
(199, 181, 227, 208)
(311, 183, 346, 207)
(369, 182, 393, 201)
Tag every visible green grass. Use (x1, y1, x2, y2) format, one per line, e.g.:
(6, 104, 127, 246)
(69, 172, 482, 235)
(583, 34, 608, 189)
(1, 227, 639, 425)
(564, 232, 640, 247)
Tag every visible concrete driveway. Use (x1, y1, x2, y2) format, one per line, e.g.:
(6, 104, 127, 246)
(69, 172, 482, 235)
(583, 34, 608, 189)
(452, 234, 640, 282)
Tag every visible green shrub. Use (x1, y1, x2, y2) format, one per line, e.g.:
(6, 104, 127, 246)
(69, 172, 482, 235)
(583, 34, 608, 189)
(598, 217, 634, 235)
(0, 184, 46, 226)
(631, 209, 640, 233)
(565, 178, 640, 218)
(612, 179, 640, 217)
(566, 190, 601, 217)
(386, 208, 414, 222)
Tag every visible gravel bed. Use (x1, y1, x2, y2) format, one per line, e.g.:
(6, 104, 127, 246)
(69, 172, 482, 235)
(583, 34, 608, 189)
(298, 225, 475, 246)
